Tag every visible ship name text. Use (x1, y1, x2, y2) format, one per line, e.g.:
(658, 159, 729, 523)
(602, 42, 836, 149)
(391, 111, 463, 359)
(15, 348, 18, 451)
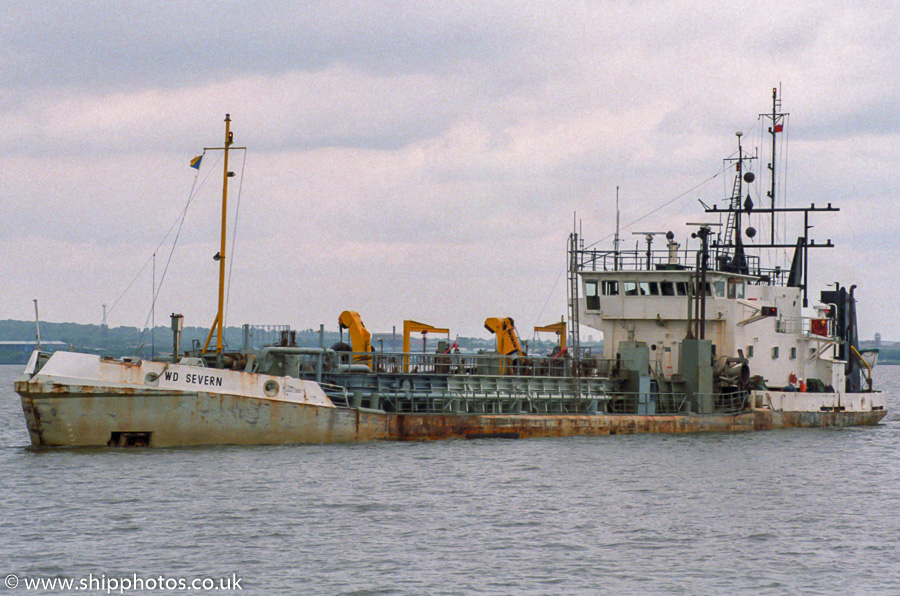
(162, 371, 224, 387)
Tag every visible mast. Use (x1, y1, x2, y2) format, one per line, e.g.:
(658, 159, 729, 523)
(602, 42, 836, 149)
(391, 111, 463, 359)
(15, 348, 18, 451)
(720, 132, 754, 274)
(567, 229, 581, 363)
(203, 114, 235, 356)
(734, 131, 743, 247)
(762, 87, 787, 246)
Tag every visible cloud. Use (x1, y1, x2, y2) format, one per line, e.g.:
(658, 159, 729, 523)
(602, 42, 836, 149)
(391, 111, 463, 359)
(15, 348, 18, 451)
(1, 2, 531, 92)
(2, 1, 899, 340)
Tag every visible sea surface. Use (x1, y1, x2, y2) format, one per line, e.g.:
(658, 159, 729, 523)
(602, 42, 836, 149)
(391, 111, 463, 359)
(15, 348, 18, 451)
(1, 363, 899, 595)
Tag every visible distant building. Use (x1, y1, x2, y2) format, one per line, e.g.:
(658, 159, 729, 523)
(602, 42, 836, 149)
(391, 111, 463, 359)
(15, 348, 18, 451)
(875, 333, 881, 347)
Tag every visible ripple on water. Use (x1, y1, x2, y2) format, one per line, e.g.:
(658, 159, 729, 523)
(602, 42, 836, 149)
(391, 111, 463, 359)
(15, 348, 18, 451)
(2, 365, 900, 593)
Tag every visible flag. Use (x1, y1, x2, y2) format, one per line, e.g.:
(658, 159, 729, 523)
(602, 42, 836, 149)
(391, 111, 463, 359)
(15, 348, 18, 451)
(190, 155, 203, 169)
(773, 123, 783, 133)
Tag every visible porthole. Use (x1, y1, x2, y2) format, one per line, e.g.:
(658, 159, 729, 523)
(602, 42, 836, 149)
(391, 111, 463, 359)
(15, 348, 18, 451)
(264, 380, 280, 397)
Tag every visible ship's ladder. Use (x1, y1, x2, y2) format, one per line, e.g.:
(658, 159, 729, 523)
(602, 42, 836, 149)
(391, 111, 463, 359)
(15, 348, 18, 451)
(722, 173, 742, 256)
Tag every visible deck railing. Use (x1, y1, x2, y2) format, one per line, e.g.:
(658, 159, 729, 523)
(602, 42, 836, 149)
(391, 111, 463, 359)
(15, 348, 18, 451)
(776, 316, 834, 339)
(330, 350, 617, 379)
(710, 390, 750, 414)
(572, 247, 787, 283)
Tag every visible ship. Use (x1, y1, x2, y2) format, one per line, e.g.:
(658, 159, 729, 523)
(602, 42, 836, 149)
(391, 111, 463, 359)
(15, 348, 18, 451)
(14, 91, 886, 447)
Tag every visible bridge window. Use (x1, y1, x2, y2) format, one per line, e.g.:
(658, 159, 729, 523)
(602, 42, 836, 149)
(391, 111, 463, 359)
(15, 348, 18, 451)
(624, 281, 638, 296)
(691, 282, 713, 296)
(585, 281, 600, 310)
(601, 280, 619, 295)
(639, 282, 660, 296)
(728, 280, 745, 299)
(714, 281, 725, 297)
(661, 281, 675, 296)
(676, 282, 688, 296)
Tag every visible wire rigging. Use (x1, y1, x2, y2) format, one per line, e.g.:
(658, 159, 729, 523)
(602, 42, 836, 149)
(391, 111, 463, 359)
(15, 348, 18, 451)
(583, 163, 732, 250)
(223, 149, 248, 336)
(120, 152, 223, 352)
(106, 153, 220, 323)
(534, 262, 566, 336)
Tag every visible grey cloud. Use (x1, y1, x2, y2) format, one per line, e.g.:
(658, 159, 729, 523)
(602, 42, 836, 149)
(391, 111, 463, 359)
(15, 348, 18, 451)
(2, 2, 531, 93)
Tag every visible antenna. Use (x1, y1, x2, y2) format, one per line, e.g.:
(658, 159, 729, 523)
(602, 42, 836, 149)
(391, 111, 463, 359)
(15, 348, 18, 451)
(33, 299, 42, 351)
(151, 252, 156, 360)
(614, 186, 621, 271)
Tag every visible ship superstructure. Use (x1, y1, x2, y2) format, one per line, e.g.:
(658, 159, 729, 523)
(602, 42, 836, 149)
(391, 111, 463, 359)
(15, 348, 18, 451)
(572, 88, 874, 415)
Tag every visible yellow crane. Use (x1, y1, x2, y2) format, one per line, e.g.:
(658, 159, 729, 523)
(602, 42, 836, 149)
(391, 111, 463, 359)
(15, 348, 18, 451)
(338, 310, 373, 366)
(484, 317, 524, 375)
(402, 320, 450, 372)
(534, 318, 567, 356)
(484, 317, 524, 355)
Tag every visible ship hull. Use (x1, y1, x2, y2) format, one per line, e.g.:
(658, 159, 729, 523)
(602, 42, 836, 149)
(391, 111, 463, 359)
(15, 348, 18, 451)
(16, 388, 390, 447)
(388, 408, 886, 441)
(16, 385, 886, 447)
(13, 351, 886, 448)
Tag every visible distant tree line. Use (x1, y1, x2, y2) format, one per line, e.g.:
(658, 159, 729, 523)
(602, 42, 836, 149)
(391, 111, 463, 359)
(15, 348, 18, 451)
(0, 319, 581, 364)
(873, 347, 900, 365)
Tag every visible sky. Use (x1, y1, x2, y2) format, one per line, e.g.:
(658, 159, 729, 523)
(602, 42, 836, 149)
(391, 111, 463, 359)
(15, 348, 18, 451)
(2, 1, 898, 341)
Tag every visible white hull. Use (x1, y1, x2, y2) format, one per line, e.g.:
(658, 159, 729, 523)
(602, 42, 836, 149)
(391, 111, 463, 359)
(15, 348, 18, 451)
(15, 351, 388, 446)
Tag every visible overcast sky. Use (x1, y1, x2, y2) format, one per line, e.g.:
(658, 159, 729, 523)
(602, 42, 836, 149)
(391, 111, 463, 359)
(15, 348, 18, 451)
(2, 1, 898, 342)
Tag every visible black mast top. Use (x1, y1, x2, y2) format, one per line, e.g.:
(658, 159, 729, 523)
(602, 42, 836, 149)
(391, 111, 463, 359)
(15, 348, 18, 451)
(761, 86, 788, 245)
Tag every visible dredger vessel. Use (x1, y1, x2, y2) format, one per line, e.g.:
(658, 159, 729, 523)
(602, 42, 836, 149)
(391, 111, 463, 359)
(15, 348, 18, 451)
(15, 91, 885, 447)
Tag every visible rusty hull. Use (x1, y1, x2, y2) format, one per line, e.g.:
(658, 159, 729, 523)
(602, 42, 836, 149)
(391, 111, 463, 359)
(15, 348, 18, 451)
(387, 408, 887, 441)
(16, 377, 887, 447)
(16, 380, 389, 447)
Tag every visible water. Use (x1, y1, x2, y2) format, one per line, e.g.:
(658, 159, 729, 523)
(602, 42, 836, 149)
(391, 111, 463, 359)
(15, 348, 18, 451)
(2, 363, 899, 595)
